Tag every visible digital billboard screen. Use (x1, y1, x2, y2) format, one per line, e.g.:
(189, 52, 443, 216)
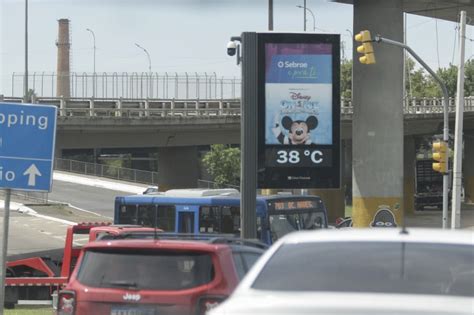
(257, 34, 340, 189)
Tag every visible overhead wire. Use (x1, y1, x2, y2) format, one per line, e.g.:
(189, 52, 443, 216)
(451, 24, 458, 65)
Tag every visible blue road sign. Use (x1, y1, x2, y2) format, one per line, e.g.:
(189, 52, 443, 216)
(0, 102, 57, 192)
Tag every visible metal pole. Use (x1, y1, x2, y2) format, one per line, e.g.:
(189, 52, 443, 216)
(135, 43, 152, 98)
(303, 0, 307, 31)
(268, 0, 273, 31)
(451, 11, 466, 229)
(306, 7, 315, 32)
(23, 0, 28, 102)
(375, 35, 450, 229)
(0, 189, 12, 315)
(240, 32, 257, 239)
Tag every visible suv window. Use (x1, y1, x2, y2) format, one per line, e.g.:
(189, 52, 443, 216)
(77, 250, 214, 290)
(252, 242, 474, 297)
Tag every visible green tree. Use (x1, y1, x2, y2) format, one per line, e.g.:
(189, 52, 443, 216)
(202, 144, 240, 187)
(425, 62, 474, 98)
(464, 59, 474, 96)
(405, 57, 429, 98)
(340, 59, 352, 100)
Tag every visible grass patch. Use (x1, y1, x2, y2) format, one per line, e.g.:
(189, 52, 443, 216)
(26, 204, 111, 223)
(5, 305, 53, 315)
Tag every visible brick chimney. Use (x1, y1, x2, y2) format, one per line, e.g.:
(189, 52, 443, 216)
(56, 18, 70, 98)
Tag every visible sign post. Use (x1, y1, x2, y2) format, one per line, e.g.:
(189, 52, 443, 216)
(0, 102, 57, 314)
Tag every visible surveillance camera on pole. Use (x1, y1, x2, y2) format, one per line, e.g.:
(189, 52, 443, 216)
(227, 37, 241, 65)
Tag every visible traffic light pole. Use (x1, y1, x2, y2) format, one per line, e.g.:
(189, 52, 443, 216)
(374, 35, 450, 229)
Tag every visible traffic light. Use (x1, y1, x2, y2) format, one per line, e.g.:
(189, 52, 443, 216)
(432, 140, 448, 174)
(354, 30, 376, 64)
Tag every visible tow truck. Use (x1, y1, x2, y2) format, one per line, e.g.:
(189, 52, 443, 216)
(4, 222, 160, 308)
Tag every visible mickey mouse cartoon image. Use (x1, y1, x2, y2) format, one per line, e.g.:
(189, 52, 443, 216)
(272, 114, 318, 145)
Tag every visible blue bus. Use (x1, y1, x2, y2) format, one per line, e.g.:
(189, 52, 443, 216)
(114, 189, 328, 244)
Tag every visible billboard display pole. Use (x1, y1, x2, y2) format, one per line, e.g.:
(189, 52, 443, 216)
(240, 32, 258, 239)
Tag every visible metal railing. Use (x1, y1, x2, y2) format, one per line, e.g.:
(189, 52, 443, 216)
(1, 95, 473, 118)
(11, 72, 241, 99)
(54, 158, 159, 185)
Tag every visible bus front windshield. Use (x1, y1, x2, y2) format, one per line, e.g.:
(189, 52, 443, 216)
(269, 211, 325, 241)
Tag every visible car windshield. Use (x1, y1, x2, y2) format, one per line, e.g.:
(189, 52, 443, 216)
(77, 250, 214, 290)
(269, 211, 325, 241)
(252, 242, 474, 297)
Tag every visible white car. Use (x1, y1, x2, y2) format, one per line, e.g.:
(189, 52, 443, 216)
(209, 228, 474, 315)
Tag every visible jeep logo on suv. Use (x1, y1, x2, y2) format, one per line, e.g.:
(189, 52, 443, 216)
(123, 293, 141, 302)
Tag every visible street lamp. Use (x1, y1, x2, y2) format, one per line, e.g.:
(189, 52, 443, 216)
(346, 29, 353, 39)
(135, 43, 152, 97)
(86, 28, 96, 74)
(86, 28, 96, 97)
(135, 43, 152, 73)
(296, 5, 315, 32)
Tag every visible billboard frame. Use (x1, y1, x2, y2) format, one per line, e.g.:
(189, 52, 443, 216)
(257, 33, 341, 189)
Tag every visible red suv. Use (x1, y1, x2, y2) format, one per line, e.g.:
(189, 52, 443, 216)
(57, 236, 267, 315)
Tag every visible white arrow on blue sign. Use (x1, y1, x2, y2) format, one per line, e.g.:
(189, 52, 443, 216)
(0, 102, 57, 192)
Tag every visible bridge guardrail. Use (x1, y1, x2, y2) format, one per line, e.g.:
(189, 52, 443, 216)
(1, 96, 472, 117)
(11, 72, 241, 99)
(54, 158, 159, 185)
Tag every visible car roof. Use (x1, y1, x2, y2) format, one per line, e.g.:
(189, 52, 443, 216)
(90, 226, 162, 233)
(83, 239, 228, 252)
(280, 228, 474, 246)
(210, 291, 474, 315)
(83, 236, 268, 252)
(232, 228, 474, 297)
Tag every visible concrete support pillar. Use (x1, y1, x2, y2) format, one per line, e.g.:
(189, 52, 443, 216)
(464, 135, 474, 203)
(59, 96, 66, 116)
(404, 136, 416, 214)
(308, 189, 345, 224)
(116, 97, 122, 117)
(157, 146, 199, 190)
(352, 0, 404, 227)
(89, 99, 95, 117)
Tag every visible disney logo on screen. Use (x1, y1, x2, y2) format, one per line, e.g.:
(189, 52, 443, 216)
(290, 92, 311, 101)
(280, 100, 319, 112)
(277, 61, 308, 69)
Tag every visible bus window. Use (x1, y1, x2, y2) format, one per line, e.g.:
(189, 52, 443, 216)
(178, 212, 195, 233)
(221, 206, 240, 234)
(156, 206, 176, 231)
(199, 206, 220, 233)
(269, 211, 326, 242)
(137, 205, 155, 227)
(120, 205, 138, 224)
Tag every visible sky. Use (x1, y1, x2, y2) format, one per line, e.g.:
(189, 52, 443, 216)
(1, 0, 473, 96)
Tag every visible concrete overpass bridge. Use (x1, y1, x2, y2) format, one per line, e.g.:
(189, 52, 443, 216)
(2, 94, 474, 222)
(2, 95, 474, 144)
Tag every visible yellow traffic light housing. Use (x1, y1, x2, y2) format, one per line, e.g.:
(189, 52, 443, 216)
(432, 140, 448, 174)
(355, 30, 376, 64)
